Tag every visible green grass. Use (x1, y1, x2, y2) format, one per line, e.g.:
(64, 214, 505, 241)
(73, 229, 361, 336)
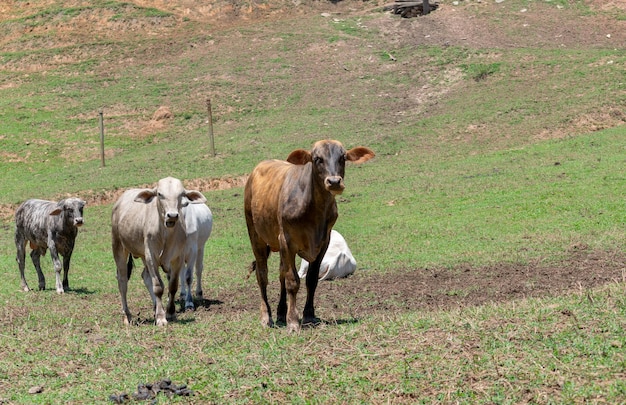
(0, 0, 625, 403)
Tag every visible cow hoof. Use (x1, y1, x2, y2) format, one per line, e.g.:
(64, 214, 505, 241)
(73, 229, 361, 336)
(156, 318, 168, 327)
(38, 285, 45, 291)
(185, 303, 195, 312)
(22, 286, 30, 292)
(286, 323, 301, 333)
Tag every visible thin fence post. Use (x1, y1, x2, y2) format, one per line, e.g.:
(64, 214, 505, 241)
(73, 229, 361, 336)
(99, 109, 105, 167)
(206, 98, 216, 157)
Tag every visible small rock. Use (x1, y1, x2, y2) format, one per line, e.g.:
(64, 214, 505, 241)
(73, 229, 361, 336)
(28, 386, 44, 395)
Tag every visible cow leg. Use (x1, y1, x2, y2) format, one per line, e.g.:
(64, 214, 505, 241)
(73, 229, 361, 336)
(141, 257, 167, 326)
(179, 264, 194, 311)
(254, 256, 273, 328)
(181, 246, 197, 311)
(30, 249, 46, 291)
(166, 259, 182, 320)
(247, 221, 273, 328)
(303, 254, 323, 326)
(48, 241, 64, 294)
(277, 259, 287, 325)
(15, 233, 30, 292)
(195, 244, 205, 299)
(114, 248, 133, 325)
(62, 251, 72, 291)
(279, 236, 300, 333)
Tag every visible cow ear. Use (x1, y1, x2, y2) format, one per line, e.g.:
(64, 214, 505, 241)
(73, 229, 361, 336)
(134, 188, 157, 204)
(286, 149, 312, 165)
(346, 146, 375, 164)
(49, 207, 63, 216)
(185, 190, 207, 204)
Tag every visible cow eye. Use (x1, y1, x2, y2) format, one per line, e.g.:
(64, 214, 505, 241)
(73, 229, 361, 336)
(158, 193, 165, 199)
(314, 157, 323, 165)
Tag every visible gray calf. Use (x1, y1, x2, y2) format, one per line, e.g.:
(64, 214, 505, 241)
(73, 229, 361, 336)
(15, 198, 86, 294)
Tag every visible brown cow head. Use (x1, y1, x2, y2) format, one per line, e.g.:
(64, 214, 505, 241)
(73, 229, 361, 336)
(287, 140, 375, 195)
(134, 177, 207, 228)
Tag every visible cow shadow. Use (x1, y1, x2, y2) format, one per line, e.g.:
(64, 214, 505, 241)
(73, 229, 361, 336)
(273, 317, 359, 330)
(177, 298, 223, 312)
(129, 315, 197, 326)
(64, 287, 96, 295)
(196, 298, 224, 309)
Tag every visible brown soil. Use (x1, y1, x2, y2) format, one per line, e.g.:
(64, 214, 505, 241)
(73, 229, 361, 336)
(203, 248, 626, 321)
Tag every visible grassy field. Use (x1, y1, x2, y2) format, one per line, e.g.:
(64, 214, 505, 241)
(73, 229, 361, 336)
(0, 0, 625, 403)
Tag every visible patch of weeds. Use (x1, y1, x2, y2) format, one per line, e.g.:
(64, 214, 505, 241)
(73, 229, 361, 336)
(462, 62, 502, 81)
(332, 20, 361, 37)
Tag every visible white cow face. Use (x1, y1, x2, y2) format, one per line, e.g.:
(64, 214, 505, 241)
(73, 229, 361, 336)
(135, 177, 207, 229)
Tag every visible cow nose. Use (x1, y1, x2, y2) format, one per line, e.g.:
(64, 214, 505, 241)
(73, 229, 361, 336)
(325, 176, 344, 193)
(165, 212, 178, 227)
(74, 217, 84, 226)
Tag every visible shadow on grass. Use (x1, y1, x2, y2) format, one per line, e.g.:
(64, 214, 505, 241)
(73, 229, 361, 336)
(272, 317, 360, 329)
(197, 298, 224, 309)
(67, 287, 97, 295)
(129, 315, 198, 326)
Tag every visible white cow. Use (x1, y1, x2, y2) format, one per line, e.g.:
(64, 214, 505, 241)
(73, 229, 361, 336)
(179, 202, 213, 310)
(298, 230, 357, 281)
(111, 177, 206, 326)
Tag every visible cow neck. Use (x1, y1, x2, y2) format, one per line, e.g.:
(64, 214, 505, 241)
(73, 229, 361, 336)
(157, 220, 184, 261)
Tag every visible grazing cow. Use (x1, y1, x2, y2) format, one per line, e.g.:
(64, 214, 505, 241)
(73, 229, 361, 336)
(244, 139, 375, 332)
(111, 177, 206, 326)
(14, 198, 86, 294)
(298, 230, 357, 281)
(179, 202, 213, 311)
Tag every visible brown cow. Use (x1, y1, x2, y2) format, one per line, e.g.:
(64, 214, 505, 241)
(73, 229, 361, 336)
(244, 139, 375, 332)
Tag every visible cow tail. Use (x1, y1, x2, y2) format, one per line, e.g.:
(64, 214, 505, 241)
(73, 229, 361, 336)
(246, 261, 256, 280)
(246, 246, 270, 279)
(127, 254, 134, 279)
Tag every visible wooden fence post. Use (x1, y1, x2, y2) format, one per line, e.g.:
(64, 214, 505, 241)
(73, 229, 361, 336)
(99, 109, 105, 167)
(206, 99, 216, 157)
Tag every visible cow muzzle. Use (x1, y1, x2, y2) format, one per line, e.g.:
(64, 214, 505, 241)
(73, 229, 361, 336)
(74, 218, 84, 227)
(165, 212, 179, 228)
(325, 176, 345, 195)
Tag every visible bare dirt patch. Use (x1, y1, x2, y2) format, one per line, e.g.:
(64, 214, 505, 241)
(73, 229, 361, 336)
(204, 248, 626, 321)
(367, 0, 626, 49)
